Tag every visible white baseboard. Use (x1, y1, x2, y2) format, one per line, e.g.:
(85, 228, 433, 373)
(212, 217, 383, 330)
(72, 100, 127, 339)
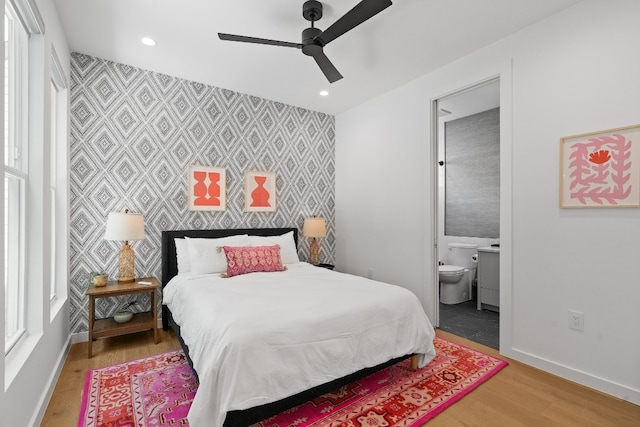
(29, 335, 72, 427)
(503, 346, 640, 405)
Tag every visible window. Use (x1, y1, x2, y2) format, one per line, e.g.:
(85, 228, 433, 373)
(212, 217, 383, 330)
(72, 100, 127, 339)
(49, 79, 56, 301)
(4, 2, 29, 354)
(50, 47, 67, 305)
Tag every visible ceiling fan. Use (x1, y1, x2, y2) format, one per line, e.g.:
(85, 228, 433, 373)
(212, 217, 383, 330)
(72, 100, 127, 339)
(218, 0, 393, 83)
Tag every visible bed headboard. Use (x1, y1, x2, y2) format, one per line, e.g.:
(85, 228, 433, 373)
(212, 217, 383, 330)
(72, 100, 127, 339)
(161, 227, 298, 288)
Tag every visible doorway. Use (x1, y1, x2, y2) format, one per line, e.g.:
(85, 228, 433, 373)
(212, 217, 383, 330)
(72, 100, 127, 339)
(434, 78, 500, 349)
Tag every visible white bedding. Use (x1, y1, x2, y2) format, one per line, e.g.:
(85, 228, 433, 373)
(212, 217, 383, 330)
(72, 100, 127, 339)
(163, 262, 436, 427)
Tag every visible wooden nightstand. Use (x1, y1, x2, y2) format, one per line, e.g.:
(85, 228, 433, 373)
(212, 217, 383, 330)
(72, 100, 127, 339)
(86, 277, 160, 358)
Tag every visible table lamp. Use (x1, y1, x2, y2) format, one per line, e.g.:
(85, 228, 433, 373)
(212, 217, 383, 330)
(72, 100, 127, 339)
(105, 209, 144, 282)
(302, 217, 326, 265)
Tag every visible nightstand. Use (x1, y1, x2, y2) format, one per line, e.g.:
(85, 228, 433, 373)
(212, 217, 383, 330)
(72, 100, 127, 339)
(86, 277, 160, 358)
(317, 263, 335, 270)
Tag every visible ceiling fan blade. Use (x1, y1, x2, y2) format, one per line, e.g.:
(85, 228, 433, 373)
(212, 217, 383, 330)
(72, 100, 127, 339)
(218, 33, 302, 49)
(312, 51, 343, 83)
(315, 0, 392, 46)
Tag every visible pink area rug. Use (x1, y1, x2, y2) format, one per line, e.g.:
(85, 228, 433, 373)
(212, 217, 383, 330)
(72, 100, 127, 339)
(78, 350, 196, 427)
(78, 337, 507, 427)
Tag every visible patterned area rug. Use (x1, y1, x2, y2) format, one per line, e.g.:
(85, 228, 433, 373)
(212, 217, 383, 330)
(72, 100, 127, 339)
(78, 350, 196, 427)
(78, 337, 507, 427)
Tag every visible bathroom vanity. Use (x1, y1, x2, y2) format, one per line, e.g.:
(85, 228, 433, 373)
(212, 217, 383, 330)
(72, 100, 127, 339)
(477, 246, 500, 312)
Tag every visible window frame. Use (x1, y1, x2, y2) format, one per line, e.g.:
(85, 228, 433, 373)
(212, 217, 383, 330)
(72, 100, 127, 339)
(4, 1, 30, 355)
(49, 78, 56, 302)
(49, 46, 68, 307)
(4, 172, 26, 353)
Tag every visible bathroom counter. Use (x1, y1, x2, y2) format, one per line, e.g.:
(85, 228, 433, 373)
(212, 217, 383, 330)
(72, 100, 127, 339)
(477, 247, 499, 312)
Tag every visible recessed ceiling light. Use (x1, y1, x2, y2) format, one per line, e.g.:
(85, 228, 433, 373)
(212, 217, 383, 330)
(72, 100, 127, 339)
(319, 90, 329, 97)
(141, 37, 156, 46)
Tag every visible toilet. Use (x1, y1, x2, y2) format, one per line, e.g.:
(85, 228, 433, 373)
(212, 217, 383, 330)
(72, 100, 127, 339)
(439, 243, 478, 304)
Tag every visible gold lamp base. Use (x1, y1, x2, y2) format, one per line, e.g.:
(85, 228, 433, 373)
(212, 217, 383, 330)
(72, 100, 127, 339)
(309, 237, 320, 265)
(118, 241, 136, 282)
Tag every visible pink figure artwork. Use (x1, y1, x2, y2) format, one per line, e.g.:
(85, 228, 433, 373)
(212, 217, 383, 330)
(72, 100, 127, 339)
(566, 134, 632, 205)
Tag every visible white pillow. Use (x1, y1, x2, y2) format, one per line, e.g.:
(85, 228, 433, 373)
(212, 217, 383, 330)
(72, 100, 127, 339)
(174, 238, 191, 274)
(186, 234, 251, 274)
(249, 231, 299, 264)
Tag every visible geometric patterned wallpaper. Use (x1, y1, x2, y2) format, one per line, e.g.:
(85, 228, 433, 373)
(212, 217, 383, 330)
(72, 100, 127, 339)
(69, 53, 335, 334)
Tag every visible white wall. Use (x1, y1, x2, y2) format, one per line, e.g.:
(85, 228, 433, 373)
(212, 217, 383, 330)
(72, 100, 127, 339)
(0, 1, 71, 426)
(336, 0, 640, 404)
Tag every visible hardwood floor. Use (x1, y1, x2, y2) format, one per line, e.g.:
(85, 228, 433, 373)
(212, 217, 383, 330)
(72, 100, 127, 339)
(430, 331, 639, 427)
(42, 329, 640, 427)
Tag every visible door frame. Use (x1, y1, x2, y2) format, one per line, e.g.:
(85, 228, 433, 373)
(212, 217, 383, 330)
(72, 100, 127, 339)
(428, 61, 513, 354)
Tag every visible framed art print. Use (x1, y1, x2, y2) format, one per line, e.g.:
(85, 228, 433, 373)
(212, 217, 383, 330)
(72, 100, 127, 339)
(244, 171, 276, 212)
(560, 124, 640, 208)
(188, 165, 226, 211)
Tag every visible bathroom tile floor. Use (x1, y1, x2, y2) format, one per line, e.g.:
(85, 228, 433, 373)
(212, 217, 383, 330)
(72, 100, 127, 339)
(439, 300, 499, 349)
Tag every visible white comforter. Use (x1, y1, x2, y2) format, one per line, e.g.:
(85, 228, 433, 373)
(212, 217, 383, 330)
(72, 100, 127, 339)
(163, 262, 436, 427)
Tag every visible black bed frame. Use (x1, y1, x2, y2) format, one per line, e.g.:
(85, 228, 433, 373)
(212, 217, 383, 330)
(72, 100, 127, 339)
(161, 227, 407, 427)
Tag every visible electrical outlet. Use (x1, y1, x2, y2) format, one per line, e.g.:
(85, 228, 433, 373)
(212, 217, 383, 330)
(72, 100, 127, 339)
(568, 310, 584, 331)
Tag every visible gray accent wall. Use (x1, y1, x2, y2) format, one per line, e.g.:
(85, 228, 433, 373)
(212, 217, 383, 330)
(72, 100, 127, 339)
(69, 53, 335, 333)
(444, 107, 500, 238)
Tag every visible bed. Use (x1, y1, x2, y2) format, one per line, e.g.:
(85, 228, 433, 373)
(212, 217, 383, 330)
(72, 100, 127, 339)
(161, 228, 436, 427)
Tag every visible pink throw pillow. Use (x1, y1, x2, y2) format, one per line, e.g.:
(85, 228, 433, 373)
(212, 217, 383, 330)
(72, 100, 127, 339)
(222, 245, 285, 277)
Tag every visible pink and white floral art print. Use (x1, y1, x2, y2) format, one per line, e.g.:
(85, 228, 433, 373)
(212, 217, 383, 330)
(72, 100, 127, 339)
(560, 124, 640, 208)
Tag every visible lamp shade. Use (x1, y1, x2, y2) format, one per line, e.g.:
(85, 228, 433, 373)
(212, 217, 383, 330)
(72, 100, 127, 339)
(105, 211, 145, 241)
(302, 217, 326, 238)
